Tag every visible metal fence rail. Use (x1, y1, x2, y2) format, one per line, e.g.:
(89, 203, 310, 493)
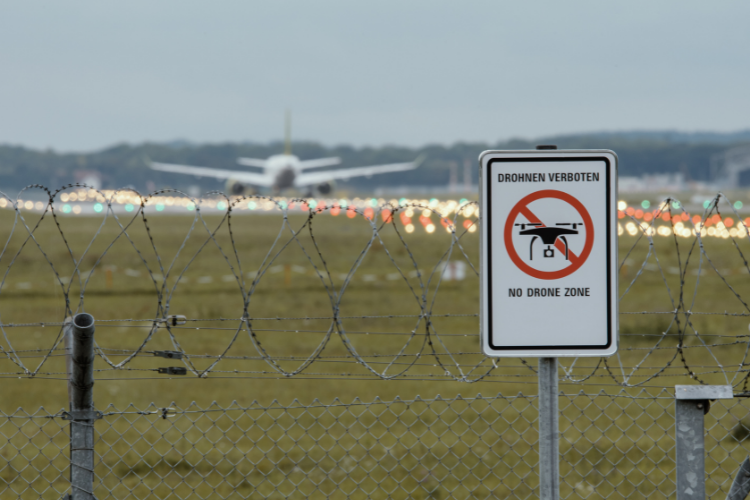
(3, 391, 750, 499)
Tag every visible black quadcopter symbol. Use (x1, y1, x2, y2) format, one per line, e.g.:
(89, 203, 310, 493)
(515, 222, 584, 261)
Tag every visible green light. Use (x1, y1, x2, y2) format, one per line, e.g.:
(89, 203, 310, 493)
(703, 200, 711, 209)
(459, 198, 468, 205)
(186, 203, 195, 211)
(370, 198, 377, 207)
(217, 201, 227, 210)
(339, 199, 348, 208)
(429, 198, 438, 207)
(62, 204, 72, 213)
(93, 203, 103, 213)
(641, 200, 650, 209)
(399, 198, 407, 206)
(734, 201, 743, 210)
(277, 201, 286, 210)
(125, 204, 134, 212)
(671, 201, 680, 209)
(248, 201, 257, 210)
(308, 199, 317, 209)
(155, 204, 165, 212)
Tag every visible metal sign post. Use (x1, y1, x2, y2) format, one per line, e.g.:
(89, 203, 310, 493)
(479, 147, 618, 500)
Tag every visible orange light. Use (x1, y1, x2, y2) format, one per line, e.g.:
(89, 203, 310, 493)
(301, 203, 309, 211)
(440, 218, 449, 228)
(400, 212, 410, 225)
(725, 217, 734, 227)
(712, 214, 722, 224)
(347, 208, 356, 218)
(634, 209, 643, 219)
(617, 211, 625, 219)
(681, 212, 689, 221)
(661, 213, 670, 221)
(692, 215, 701, 224)
(382, 209, 392, 223)
(672, 214, 682, 222)
(463, 220, 473, 229)
(626, 207, 635, 216)
(643, 213, 653, 222)
(745, 218, 750, 227)
(331, 205, 340, 216)
(364, 207, 374, 220)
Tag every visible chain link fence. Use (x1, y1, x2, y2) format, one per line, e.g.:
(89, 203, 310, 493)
(3, 390, 750, 499)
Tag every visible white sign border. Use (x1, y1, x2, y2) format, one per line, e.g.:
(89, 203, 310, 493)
(479, 149, 619, 357)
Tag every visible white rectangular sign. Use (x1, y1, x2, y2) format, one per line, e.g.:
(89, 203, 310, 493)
(479, 150, 618, 357)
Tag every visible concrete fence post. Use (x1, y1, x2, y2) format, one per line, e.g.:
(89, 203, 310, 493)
(674, 385, 733, 500)
(66, 313, 97, 500)
(538, 357, 559, 500)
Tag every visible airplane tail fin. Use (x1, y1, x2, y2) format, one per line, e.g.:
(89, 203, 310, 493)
(284, 109, 292, 155)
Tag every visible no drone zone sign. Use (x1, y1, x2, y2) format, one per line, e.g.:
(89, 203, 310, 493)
(479, 150, 618, 357)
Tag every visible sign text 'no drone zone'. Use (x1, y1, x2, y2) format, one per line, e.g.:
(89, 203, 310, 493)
(479, 150, 618, 357)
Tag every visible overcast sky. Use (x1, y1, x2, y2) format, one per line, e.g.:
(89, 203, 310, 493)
(1, 1, 749, 151)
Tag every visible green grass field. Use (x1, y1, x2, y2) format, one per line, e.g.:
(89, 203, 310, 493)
(2, 205, 750, 499)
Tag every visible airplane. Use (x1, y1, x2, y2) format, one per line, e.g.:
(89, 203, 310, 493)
(149, 112, 425, 196)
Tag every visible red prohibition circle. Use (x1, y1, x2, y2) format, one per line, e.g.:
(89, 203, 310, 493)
(503, 189, 594, 280)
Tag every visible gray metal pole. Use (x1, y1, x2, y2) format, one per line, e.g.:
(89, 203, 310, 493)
(538, 357, 559, 500)
(675, 399, 705, 500)
(68, 313, 96, 500)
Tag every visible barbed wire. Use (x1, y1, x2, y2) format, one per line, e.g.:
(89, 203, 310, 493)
(1, 184, 750, 387)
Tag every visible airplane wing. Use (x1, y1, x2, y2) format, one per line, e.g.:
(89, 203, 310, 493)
(236, 157, 268, 168)
(298, 157, 341, 170)
(295, 156, 425, 187)
(150, 161, 275, 187)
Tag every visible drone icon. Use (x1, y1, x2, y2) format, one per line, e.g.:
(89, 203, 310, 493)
(515, 222, 584, 261)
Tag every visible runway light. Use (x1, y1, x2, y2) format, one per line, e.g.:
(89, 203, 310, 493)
(634, 209, 643, 219)
(459, 198, 468, 205)
(369, 198, 377, 207)
(72, 205, 82, 214)
(186, 203, 195, 211)
(617, 201, 627, 211)
(429, 198, 438, 207)
(725, 217, 734, 227)
(672, 201, 681, 209)
(735, 201, 744, 210)
(643, 213, 653, 222)
(94, 203, 104, 213)
(425, 224, 435, 233)
(364, 207, 374, 220)
(247, 201, 257, 210)
(347, 208, 356, 218)
(217, 201, 227, 210)
(617, 211, 625, 219)
(399, 198, 407, 206)
(62, 204, 72, 213)
(60, 193, 70, 202)
(405, 223, 415, 233)
(641, 200, 650, 209)
(692, 215, 701, 224)
(331, 205, 340, 216)
(24, 201, 33, 210)
(704, 200, 711, 209)
(125, 204, 134, 212)
(382, 209, 392, 223)
(155, 204, 164, 212)
(339, 199, 348, 208)
(308, 199, 317, 209)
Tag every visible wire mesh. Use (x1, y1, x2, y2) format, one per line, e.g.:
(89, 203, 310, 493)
(2, 392, 750, 499)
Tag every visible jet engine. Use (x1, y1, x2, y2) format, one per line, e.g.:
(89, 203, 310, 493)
(316, 180, 336, 195)
(225, 179, 246, 196)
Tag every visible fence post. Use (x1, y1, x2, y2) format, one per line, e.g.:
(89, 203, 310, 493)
(538, 357, 559, 500)
(674, 385, 733, 500)
(66, 313, 97, 500)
